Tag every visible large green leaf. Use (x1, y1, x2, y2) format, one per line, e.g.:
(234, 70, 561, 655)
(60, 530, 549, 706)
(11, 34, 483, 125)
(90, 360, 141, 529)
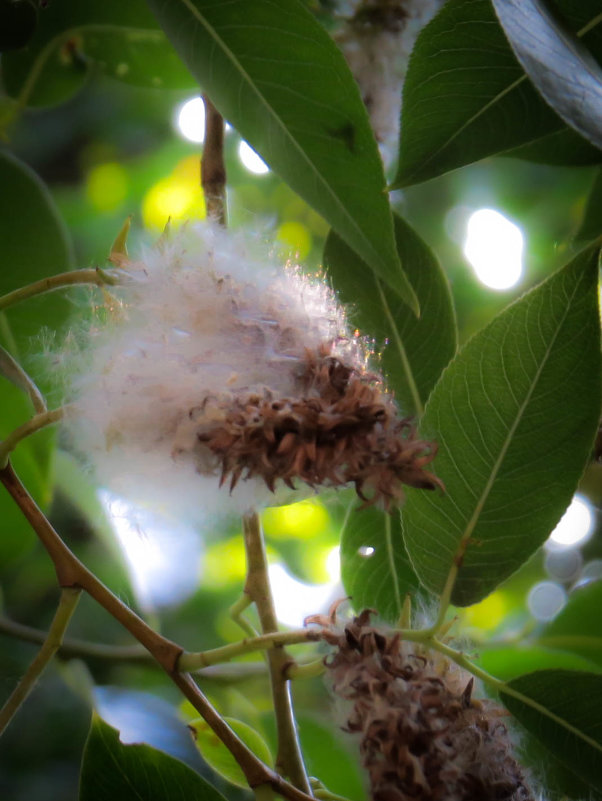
(146, 0, 418, 314)
(505, 126, 602, 166)
(323, 214, 457, 418)
(0, 381, 54, 564)
(80, 715, 227, 801)
(577, 168, 602, 241)
(296, 713, 364, 801)
(0, 150, 74, 350)
(393, 0, 602, 187)
(501, 670, 602, 792)
(538, 581, 602, 669)
(492, 0, 602, 150)
(402, 242, 601, 607)
(0, 152, 71, 564)
(189, 716, 272, 789)
(479, 645, 601, 682)
(1, 0, 194, 112)
(340, 497, 426, 623)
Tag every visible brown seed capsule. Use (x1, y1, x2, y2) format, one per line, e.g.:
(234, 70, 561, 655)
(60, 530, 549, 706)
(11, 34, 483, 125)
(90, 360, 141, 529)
(312, 608, 534, 801)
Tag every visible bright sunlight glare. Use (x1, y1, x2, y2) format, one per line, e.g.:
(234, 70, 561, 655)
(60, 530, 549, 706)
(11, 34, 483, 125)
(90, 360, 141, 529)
(238, 140, 270, 174)
(175, 97, 206, 143)
(463, 208, 524, 290)
(268, 563, 338, 628)
(546, 494, 594, 549)
(100, 491, 202, 612)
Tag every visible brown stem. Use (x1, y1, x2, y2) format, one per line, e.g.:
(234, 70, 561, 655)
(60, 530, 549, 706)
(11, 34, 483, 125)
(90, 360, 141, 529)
(201, 95, 227, 225)
(242, 511, 312, 793)
(0, 462, 315, 801)
(171, 673, 314, 801)
(0, 461, 182, 673)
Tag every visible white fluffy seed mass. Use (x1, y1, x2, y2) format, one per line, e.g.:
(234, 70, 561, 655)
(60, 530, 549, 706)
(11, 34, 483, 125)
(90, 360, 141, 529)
(335, 0, 446, 169)
(64, 222, 361, 521)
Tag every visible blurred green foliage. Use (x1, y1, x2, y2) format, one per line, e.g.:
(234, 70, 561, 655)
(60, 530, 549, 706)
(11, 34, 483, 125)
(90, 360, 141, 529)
(1, 2, 602, 800)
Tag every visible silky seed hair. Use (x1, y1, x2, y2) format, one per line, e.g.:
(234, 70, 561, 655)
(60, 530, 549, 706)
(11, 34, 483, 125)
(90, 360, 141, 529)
(64, 221, 439, 521)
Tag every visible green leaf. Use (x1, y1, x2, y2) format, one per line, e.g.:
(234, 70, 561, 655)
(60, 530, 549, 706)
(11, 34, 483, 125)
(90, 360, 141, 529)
(0, 0, 38, 52)
(501, 670, 602, 792)
(0, 150, 74, 352)
(340, 495, 426, 623)
(80, 715, 227, 801)
(0, 152, 68, 564)
(492, 0, 602, 150)
(1, 0, 194, 111)
(394, 0, 602, 187)
(538, 581, 602, 669)
(402, 242, 601, 607)
(478, 645, 602, 682)
(505, 126, 602, 166)
(323, 214, 457, 418)
(146, 0, 418, 314)
(296, 713, 365, 801)
(577, 168, 602, 241)
(0, 380, 54, 564)
(189, 716, 272, 789)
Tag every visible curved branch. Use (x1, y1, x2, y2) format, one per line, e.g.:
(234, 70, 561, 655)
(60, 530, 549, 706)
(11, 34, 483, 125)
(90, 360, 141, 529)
(0, 588, 81, 736)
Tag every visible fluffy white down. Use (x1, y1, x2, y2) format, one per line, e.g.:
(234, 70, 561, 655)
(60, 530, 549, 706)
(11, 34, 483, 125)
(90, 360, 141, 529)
(336, 0, 446, 169)
(66, 222, 356, 521)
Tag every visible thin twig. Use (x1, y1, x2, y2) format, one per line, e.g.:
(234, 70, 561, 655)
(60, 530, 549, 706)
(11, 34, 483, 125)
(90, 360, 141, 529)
(0, 462, 316, 800)
(242, 511, 312, 793)
(0, 615, 150, 663)
(179, 628, 320, 672)
(0, 407, 65, 468)
(0, 268, 115, 314)
(201, 95, 227, 225)
(0, 462, 182, 672)
(0, 588, 81, 736)
(0, 345, 46, 414)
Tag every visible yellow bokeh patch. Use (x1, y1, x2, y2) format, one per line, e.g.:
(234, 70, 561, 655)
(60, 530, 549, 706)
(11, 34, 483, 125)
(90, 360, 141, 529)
(142, 156, 206, 231)
(203, 536, 247, 588)
(463, 591, 507, 631)
(263, 498, 330, 541)
(276, 221, 312, 260)
(86, 162, 128, 212)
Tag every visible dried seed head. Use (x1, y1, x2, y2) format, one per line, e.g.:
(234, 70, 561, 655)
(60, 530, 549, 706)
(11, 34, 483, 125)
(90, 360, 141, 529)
(315, 609, 534, 801)
(64, 222, 439, 520)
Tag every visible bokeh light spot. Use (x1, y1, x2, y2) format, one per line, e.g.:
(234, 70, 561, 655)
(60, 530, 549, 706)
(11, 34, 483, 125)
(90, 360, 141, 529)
(277, 221, 312, 260)
(463, 591, 507, 631)
(86, 162, 128, 212)
(463, 208, 524, 290)
(100, 491, 201, 611)
(263, 499, 330, 541)
(238, 140, 269, 174)
(176, 96, 205, 143)
(527, 581, 567, 621)
(269, 563, 336, 627)
(142, 159, 206, 231)
(546, 494, 594, 549)
(203, 537, 247, 588)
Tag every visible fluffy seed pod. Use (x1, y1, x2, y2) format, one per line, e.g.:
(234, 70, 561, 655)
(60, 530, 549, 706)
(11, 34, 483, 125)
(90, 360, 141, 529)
(335, 0, 446, 168)
(64, 222, 439, 520)
(310, 608, 534, 801)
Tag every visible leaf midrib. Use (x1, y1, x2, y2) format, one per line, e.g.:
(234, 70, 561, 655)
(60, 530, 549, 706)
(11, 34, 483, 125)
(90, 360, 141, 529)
(444, 277, 580, 598)
(402, 10, 602, 182)
(177, 0, 392, 278)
